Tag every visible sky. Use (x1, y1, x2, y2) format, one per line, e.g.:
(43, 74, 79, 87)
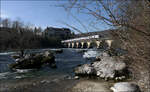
(1, 0, 111, 33)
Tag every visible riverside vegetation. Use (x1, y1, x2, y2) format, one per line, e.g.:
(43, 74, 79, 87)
(0, 18, 75, 52)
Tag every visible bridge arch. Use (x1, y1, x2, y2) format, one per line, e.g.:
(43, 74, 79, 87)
(61, 34, 113, 49)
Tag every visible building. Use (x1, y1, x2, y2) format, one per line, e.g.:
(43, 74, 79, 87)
(44, 27, 71, 39)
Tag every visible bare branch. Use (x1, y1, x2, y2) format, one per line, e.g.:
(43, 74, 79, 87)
(60, 21, 83, 34)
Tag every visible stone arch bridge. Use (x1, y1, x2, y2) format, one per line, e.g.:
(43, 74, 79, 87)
(61, 35, 113, 49)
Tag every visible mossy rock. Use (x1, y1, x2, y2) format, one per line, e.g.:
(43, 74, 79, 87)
(41, 55, 55, 67)
(9, 54, 56, 69)
(9, 55, 43, 69)
(41, 56, 52, 64)
(9, 59, 42, 69)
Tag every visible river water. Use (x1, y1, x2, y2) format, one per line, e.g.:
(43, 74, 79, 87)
(0, 48, 95, 92)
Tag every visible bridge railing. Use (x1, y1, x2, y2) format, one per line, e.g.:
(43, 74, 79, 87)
(61, 35, 100, 43)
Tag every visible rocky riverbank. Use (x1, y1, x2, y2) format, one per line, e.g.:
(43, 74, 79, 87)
(0, 49, 86, 92)
(0, 48, 142, 92)
(75, 52, 127, 80)
(72, 49, 141, 92)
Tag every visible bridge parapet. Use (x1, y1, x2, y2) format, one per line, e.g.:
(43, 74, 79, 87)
(61, 35, 100, 43)
(62, 34, 113, 49)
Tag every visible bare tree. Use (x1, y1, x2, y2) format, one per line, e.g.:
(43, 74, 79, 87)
(61, 0, 150, 91)
(1, 18, 11, 28)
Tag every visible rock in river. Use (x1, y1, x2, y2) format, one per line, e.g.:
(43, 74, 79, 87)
(74, 52, 126, 80)
(9, 51, 56, 69)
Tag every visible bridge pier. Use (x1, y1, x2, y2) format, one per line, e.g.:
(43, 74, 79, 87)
(95, 41, 102, 48)
(76, 42, 79, 48)
(68, 43, 71, 48)
(72, 42, 75, 48)
(106, 40, 113, 48)
(81, 42, 84, 48)
(87, 42, 91, 48)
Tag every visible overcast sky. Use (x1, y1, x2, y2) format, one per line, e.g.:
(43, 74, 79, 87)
(1, 0, 111, 33)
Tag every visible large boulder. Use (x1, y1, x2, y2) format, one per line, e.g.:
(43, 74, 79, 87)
(9, 51, 56, 69)
(9, 55, 43, 69)
(75, 52, 126, 80)
(93, 55, 126, 79)
(42, 53, 56, 68)
(110, 82, 141, 92)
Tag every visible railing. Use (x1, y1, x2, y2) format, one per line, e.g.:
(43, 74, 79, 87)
(61, 35, 99, 43)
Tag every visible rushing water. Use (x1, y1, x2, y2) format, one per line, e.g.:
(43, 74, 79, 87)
(0, 48, 95, 92)
(0, 48, 88, 79)
(0, 54, 15, 73)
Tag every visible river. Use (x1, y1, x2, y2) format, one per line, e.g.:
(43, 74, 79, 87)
(0, 48, 95, 92)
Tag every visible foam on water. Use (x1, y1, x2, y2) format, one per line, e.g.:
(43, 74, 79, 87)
(83, 49, 102, 58)
(0, 52, 16, 55)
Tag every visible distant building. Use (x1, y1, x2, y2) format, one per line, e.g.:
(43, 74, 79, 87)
(44, 27, 71, 39)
